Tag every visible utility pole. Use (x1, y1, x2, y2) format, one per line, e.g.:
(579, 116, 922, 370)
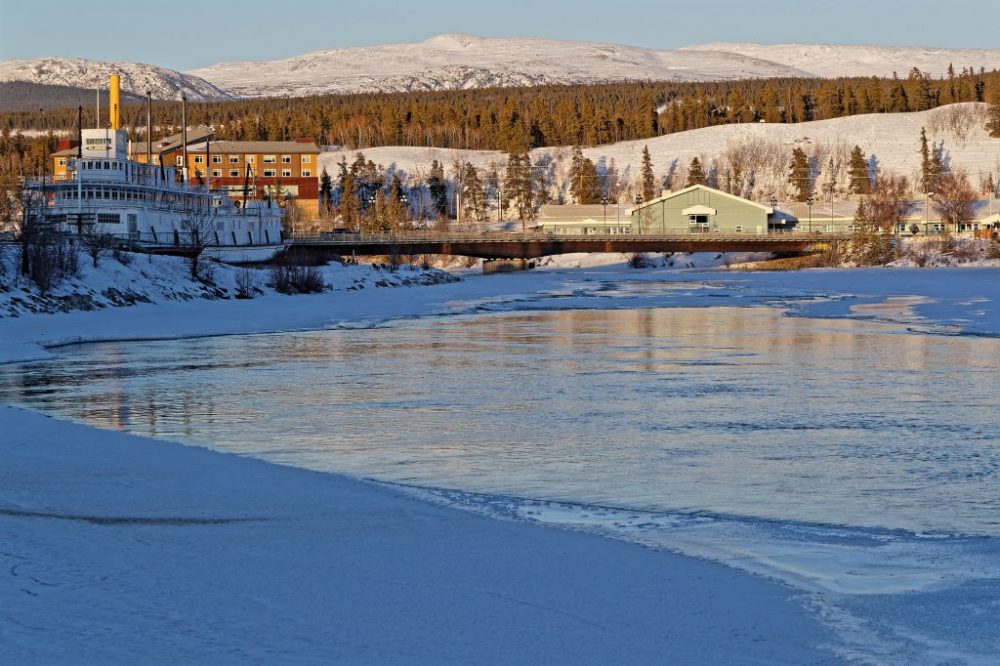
(146, 90, 152, 167)
(181, 94, 188, 185)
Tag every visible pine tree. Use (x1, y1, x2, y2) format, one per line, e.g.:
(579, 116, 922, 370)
(686, 157, 707, 186)
(338, 166, 359, 231)
(986, 87, 1000, 138)
(641, 145, 657, 202)
(848, 146, 871, 195)
(929, 146, 945, 192)
(788, 147, 812, 201)
(462, 163, 487, 222)
(386, 176, 408, 231)
(319, 167, 333, 217)
(427, 160, 448, 219)
(504, 152, 536, 230)
(568, 146, 601, 204)
(919, 127, 932, 193)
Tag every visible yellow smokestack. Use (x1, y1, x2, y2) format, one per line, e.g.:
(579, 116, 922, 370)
(109, 74, 121, 130)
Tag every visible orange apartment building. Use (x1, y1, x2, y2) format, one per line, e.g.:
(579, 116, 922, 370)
(53, 126, 322, 217)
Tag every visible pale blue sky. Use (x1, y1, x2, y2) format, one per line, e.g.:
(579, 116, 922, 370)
(0, 0, 990, 71)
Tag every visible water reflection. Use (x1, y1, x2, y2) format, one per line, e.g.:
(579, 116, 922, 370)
(2, 306, 998, 535)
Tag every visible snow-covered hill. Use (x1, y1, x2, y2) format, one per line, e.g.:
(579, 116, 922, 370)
(0, 58, 231, 100)
(189, 35, 1000, 98)
(319, 103, 1000, 204)
(6, 37, 1000, 102)
(186, 34, 812, 97)
(683, 43, 1000, 79)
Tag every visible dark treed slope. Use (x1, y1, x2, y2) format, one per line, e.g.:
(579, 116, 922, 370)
(3, 67, 999, 167)
(0, 82, 145, 113)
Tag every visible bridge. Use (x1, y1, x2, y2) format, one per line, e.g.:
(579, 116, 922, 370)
(289, 231, 848, 259)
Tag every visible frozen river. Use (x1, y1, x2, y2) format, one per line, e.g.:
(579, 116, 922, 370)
(2, 269, 999, 662)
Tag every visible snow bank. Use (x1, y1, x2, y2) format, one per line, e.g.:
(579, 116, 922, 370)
(0, 247, 457, 359)
(0, 405, 834, 663)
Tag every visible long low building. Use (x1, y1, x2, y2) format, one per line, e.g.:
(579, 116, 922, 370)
(535, 185, 1000, 237)
(629, 185, 778, 235)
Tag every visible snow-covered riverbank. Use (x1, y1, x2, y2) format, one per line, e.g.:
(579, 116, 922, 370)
(2, 262, 999, 663)
(0, 405, 837, 663)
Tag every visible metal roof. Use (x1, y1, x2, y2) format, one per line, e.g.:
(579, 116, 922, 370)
(628, 184, 774, 215)
(185, 140, 319, 154)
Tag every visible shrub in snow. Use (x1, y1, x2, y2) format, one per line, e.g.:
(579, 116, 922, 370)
(627, 252, 652, 268)
(269, 263, 325, 294)
(988, 239, 1000, 261)
(235, 266, 263, 299)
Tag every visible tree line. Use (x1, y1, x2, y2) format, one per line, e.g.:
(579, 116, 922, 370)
(4, 66, 1000, 154)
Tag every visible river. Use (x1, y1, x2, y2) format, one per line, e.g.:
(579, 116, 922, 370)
(2, 269, 998, 662)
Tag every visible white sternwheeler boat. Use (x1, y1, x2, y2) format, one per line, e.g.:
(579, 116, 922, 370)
(36, 77, 285, 263)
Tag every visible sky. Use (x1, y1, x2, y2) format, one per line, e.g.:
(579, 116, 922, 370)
(0, 0, 993, 70)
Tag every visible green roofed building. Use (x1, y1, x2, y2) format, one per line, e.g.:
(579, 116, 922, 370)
(629, 184, 781, 235)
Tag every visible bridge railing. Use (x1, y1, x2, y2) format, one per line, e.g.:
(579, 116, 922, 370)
(291, 230, 852, 244)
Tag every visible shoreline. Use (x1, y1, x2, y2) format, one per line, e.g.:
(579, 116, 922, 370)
(3, 263, 1000, 661)
(0, 405, 838, 663)
(3, 263, 1000, 368)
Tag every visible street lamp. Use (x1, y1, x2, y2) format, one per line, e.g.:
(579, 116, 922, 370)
(634, 194, 643, 234)
(769, 196, 778, 233)
(806, 194, 814, 234)
(601, 195, 609, 232)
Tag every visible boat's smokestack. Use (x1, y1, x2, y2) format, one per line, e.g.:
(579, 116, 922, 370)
(109, 74, 121, 130)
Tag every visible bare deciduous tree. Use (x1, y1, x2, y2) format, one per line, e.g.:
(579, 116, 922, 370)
(80, 227, 116, 268)
(931, 170, 978, 229)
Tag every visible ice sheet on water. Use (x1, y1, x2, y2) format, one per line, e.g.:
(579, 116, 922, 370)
(395, 483, 1000, 665)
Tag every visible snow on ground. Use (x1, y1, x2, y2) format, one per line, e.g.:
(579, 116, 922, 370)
(0, 247, 457, 361)
(0, 405, 836, 664)
(320, 103, 1000, 201)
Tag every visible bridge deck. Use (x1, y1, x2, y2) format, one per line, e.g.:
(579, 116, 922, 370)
(290, 232, 847, 259)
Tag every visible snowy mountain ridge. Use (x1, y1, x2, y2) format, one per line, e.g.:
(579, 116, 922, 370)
(683, 42, 1000, 78)
(4, 36, 1000, 102)
(187, 35, 1000, 98)
(185, 34, 812, 97)
(0, 57, 232, 101)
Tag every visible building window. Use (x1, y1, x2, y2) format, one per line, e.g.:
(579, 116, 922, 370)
(194, 155, 205, 164)
(263, 169, 276, 177)
(301, 155, 311, 164)
(194, 169, 204, 178)
(281, 169, 292, 178)
(263, 155, 276, 164)
(212, 155, 222, 164)
(229, 155, 239, 163)
(97, 213, 120, 225)
(301, 169, 312, 177)
(212, 169, 222, 177)
(735, 225, 743, 233)
(176, 156, 183, 166)
(57, 158, 67, 166)
(281, 155, 291, 164)
(229, 169, 240, 177)
(246, 155, 255, 163)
